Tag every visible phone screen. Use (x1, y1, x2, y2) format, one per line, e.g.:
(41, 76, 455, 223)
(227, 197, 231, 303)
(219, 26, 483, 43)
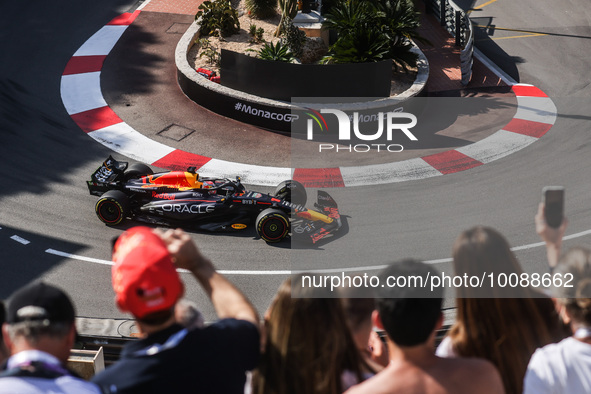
(543, 187, 564, 228)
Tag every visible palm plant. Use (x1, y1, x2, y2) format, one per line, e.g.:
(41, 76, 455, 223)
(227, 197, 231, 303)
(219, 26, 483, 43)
(257, 41, 294, 62)
(371, 0, 429, 45)
(375, 0, 426, 70)
(320, 26, 390, 63)
(322, 0, 375, 38)
(245, 0, 278, 19)
(322, 0, 427, 68)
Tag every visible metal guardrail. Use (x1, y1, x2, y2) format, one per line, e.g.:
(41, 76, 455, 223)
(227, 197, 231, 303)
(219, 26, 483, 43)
(425, 0, 474, 85)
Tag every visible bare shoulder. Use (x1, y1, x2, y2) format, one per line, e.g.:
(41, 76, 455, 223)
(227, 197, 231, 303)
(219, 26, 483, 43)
(444, 357, 505, 394)
(344, 371, 393, 394)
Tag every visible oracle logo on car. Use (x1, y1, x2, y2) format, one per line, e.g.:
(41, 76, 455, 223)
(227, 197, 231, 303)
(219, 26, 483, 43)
(305, 108, 418, 153)
(161, 204, 215, 214)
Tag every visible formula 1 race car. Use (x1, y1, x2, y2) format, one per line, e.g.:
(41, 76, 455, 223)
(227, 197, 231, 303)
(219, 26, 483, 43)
(87, 156, 341, 243)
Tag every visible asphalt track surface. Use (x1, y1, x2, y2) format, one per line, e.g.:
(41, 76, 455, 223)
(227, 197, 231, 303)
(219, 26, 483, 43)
(1, 0, 591, 326)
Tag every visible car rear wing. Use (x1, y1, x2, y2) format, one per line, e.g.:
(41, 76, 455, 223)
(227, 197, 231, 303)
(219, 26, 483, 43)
(87, 156, 128, 196)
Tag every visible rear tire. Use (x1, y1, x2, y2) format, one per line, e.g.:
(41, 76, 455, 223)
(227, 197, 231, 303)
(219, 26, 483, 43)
(124, 163, 153, 181)
(274, 180, 307, 206)
(95, 190, 130, 226)
(256, 208, 290, 243)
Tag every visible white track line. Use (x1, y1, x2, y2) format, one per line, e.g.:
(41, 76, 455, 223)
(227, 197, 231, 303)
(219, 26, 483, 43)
(11, 236, 30, 245)
(43, 227, 591, 274)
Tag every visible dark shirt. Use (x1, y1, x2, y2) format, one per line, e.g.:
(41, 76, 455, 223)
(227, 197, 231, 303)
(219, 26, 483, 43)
(92, 320, 259, 394)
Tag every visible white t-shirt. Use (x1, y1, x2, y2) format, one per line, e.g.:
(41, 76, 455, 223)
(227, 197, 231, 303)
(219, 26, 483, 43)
(435, 336, 457, 358)
(524, 337, 591, 394)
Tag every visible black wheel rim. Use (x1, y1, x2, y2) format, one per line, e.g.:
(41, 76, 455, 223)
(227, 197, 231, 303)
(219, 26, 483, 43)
(98, 201, 120, 223)
(261, 217, 287, 241)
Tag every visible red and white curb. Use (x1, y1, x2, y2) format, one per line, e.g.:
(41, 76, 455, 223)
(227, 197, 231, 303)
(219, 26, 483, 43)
(60, 11, 557, 188)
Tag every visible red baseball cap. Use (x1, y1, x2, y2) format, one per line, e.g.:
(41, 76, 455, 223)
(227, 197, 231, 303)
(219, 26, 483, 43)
(112, 227, 183, 319)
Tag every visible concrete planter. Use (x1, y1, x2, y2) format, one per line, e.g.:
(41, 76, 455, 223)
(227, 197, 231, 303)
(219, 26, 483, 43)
(175, 21, 429, 132)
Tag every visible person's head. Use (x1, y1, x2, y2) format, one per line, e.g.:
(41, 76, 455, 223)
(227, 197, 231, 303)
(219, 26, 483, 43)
(375, 259, 443, 347)
(112, 227, 184, 329)
(453, 226, 527, 298)
(553, 247, 591, 328)
(2, 282, 76, 363)
(253, 274, 366, 394)
(453, 226, 523, 276)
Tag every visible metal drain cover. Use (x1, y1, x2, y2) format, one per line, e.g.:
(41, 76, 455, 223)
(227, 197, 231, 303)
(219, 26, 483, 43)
(158, 124, 194, 141)
(166, 23, 191, 34)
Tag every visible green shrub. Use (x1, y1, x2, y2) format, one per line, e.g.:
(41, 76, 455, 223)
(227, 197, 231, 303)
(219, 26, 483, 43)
(275, 0, 298, 36)
(321, 0, 339, 14)
(279, 17, 306, 59)
(195, 0, 240, 37)
(369, 0, 423, 43)
(322, 0, 375, 37)
(320, 25, 390, 63)
(322, 0, 424, 68)
(257, 41, 294, 62)
(249, 24, 265, 43)
(245, 0, 278, 18)
(197, 38, 221, 66)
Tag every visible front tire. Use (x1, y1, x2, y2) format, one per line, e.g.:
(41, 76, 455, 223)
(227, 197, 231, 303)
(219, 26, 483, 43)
(274, 180, 307, 206)
(256, 208, 290, 243)
(95, 190, 130, 226)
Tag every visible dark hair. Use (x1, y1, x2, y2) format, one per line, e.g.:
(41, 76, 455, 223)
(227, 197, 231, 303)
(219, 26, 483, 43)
(376, 259, 443, 346)
(136, 308, 174, 326)
(554, 247, 591, 326)
(341, 298, 375, 333)
(336, 278, 376, 333)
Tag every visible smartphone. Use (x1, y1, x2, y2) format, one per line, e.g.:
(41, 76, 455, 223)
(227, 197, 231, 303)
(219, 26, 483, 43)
(542, 186, 565, 228)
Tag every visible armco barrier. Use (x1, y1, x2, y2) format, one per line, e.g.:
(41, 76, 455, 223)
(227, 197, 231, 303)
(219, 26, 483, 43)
(425, 0, 473, 85)
(175, 21, 429, 133)
(460, 25, 474, 85)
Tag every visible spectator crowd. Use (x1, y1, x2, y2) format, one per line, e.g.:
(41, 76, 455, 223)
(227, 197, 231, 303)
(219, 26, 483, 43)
(0, 200, 590, 393)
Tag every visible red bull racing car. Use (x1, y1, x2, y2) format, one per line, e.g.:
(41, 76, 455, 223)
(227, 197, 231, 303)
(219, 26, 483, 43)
(87, 156, 341, 243)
